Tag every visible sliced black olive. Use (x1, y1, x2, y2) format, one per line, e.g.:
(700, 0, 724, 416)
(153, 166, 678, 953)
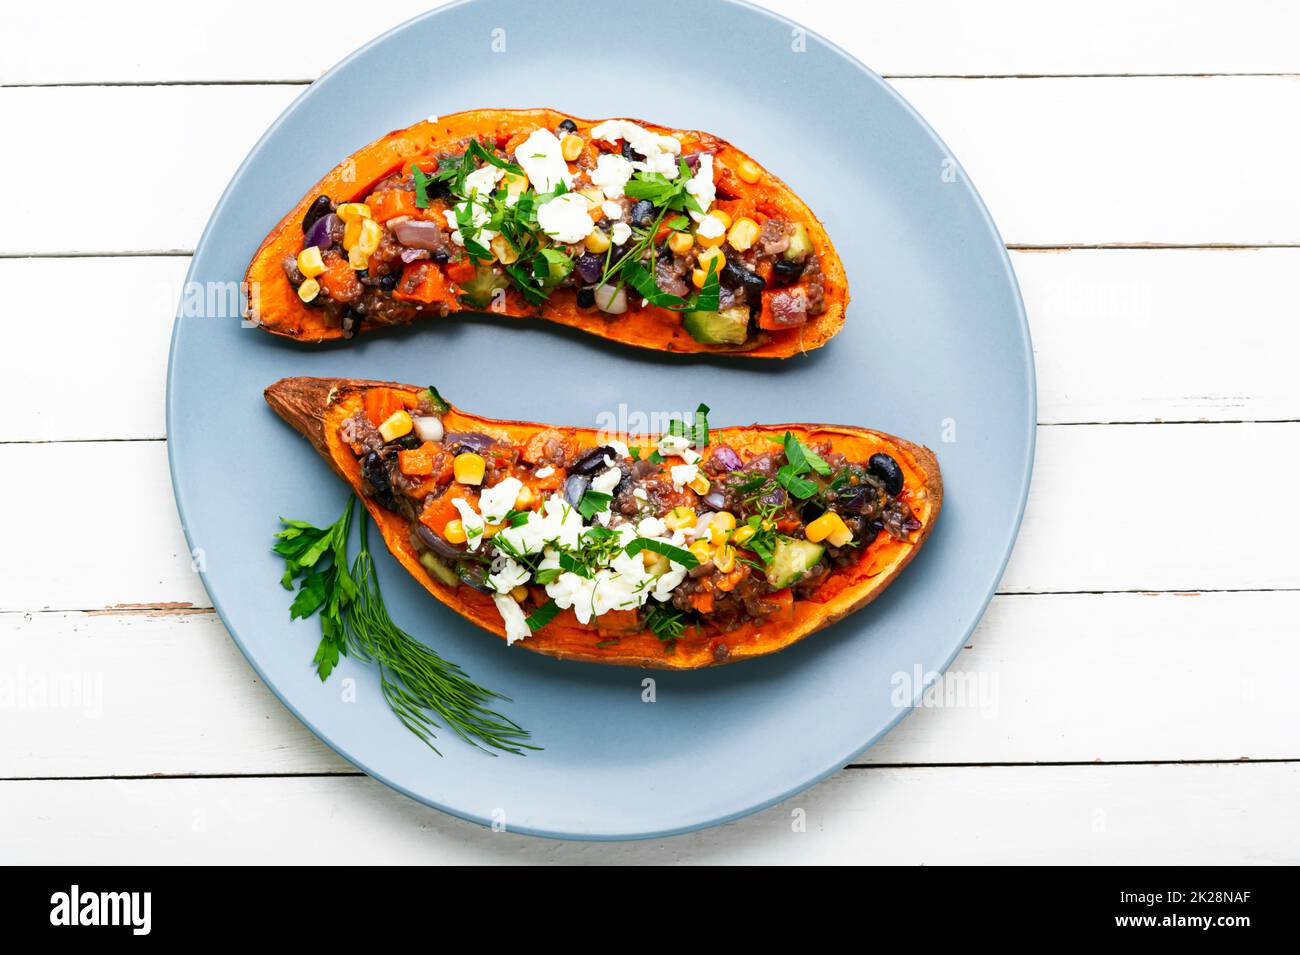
(772, 257, 804, 286)
(868, 453, 904, 496)
(576, 287, 596, 308)
(301, 195, 333, 234)
(629, 200, 655, 226)
(361, 451, 396, 507)
(557, 118, 578, 134)
(564, 473, 592, 507)
(570, 445, 615, 475)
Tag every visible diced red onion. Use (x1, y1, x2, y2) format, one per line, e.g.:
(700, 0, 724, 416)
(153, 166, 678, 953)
(594, 284, 627, 315)
(443, 432, 496, 453)
(564, 474, 591, 506)
(391, 217, 447, 251)
(574, 253, 604, 284)
(700, 490, 727, 511)
(304, 212, 338, 250)
(416, 524, 462, 559)
(710, 446, 743, 471)
(400, 247, 430, 264)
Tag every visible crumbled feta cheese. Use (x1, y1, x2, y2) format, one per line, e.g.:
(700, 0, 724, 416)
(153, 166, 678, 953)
(685, 153, 716, 222)
(632, 487, 648, 501)
(513, 128, 573, 193)
(696, 214, 725, 239)
(601, 200, 623, 220)
(451, 498, 486, 551)
(590, 467, 622, 495)
(606, 439, 631, 459)
(610, 222, 632, 245)
(681, 447, 701, 465)
(534, 466, 555, 478)
(589, 153, 635, 198)
(488, 555, 531, 594)
(637, 516, 668, 538)
(657, 433, 695, 458)
(496, 493, 584, 555)
(493, 593, 532, 645)
(536, 192, 595, 244)
(670, 462, 699, 488)
(463, 162, 504, 198)
(589, 120, 683, 179)
(443, 199, 496, 247)
(478, 476, 522, 525)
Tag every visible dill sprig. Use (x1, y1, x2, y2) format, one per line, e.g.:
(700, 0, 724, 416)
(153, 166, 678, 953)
(275, 498, 537, 757)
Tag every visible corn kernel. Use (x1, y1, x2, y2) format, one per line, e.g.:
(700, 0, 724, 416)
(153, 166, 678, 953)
(297, 278, 320, 303)
(336, 202, 371, 223)
(711, 210, 733, 230)
(727, 217, 761, 252)
(691, 268, 708, 289)
(453, 452, 486, 485)
(731, 524, 757, 546)
(736, 159, 761, 184)
(482, 522, 501, 539)
(503, 170, 529, 196)
(664, 505, 695, 531)
(667, 230, 694, 254)
(443, 519, 467, 544)
(356, 218, 381, 256)
(714, 545, 736, 574)
(711, 511, 737, 534)
(378, 410, 413, 442)
(490, 234, 520, 265)
(585, 229, 611, 254)
(689, 541, 713, 565)
(347, 246, 370, 271)
(561, 134, 584, 161)
(642, 550, 670, 575)
(696, 220, 726, 248)
(688, 473, 711, 495)
(342, 217, 362, 250)
(697, 246, 726, 272)
(511, 585, 529, 602)
(806, 511, 851, 545)
(514, 485, 536, 509)
(296, 245, 326, 278)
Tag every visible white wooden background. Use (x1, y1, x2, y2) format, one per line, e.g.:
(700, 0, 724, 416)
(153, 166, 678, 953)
(3, 0, 1298, 864)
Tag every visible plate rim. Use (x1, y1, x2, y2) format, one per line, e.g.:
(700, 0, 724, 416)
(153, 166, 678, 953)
(165, 0, 1036, 841)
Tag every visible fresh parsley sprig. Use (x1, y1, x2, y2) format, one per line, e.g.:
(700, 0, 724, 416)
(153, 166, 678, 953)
(275, 499, 536, 756)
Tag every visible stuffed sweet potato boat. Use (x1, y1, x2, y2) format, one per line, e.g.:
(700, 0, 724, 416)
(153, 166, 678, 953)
(247, 109, 847, 357)
(265, 377, 940, 669)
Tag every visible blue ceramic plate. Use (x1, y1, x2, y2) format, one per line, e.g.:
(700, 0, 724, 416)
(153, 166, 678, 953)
(167, 0, 1033, 839)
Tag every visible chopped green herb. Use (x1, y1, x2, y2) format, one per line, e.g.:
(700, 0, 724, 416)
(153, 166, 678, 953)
(624, 537, 699, 569)
(525, 599, 561, 631)
(577, 490, 613, 520)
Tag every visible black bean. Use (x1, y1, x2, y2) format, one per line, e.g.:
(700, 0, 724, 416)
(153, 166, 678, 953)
(301, 195, 333, 234)
(377, 273, 398, 292)
(722, 260, 765, 299)
(361, 451, 396, 507)
(772, 257, 804, 286)
(557, 118, 578, 134)
(576, 287, 596, 308)
(629, 200, 655, 226)
(868, 453, 904, 496)
(621, 142, 637, 161)
(570, 446, 615, 475)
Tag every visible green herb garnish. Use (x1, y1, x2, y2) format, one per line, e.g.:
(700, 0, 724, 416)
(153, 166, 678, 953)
(623, 537, 699, 569)
(525, 599, 561, 631)
(577, 489, 613, 520)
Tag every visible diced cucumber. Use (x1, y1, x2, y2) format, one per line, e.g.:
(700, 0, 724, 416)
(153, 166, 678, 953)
(784, 222, 813, 262)
(458, 266, 510, 309)
(766, 536, 825, 588)
(683, 305, 750, 345)
(419, 552, 460, 587)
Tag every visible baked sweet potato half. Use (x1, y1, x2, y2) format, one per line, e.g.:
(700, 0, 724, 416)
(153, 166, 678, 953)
(265, 377, 941, 669)
(247, 109, 847, 357)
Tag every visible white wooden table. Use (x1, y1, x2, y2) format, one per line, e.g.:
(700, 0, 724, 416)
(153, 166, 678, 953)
(3, 0, 1298, 864)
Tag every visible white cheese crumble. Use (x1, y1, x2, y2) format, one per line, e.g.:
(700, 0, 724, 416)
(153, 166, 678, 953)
(488, 555, 531, 594)
(536, 192, 595, 244)
(462, 162, 504, 198)
(610, 222, 632, 246)
(513, 128, 573, 193)
(589, 153, 634, 198)
(496, 493, 585, 555)
(478, 476, 522, 525)
(657, 433, 695, 458)
(534, 466, 555, 478)
(601, 200, 623, 220)
(451, 498, 486, 551)
(606, 439, 631, 459)
(696, 214, 725, 239)
(442, 199, 496, 247)
(590, 467, 622, 495)
(670, 462, 699, 488)
(493, 593, 532, 645)
(589, 120, 683, 178)
(685, 153, 717, 222)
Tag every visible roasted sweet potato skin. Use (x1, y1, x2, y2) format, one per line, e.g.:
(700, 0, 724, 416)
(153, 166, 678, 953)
(246, 109, 847, 358)
(265, 377, 941, 669)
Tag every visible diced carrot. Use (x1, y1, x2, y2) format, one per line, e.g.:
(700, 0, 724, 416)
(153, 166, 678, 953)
(398, 441, 437, 476)
(420, 487, 479, 536)
(757, 293, 778, 331)
(715, 566, 748, 593)
(367, 189, 418, 223)
(776, 516, 801, 534)
(318, 254, 360, 301)
(393, 262, 456, 306)
(444, 257, 477, 284)
(689, 590, 715, 615)
(754, 259, 774, 284)
(402, 476, 439, 499)
(766, 588, 796, 622)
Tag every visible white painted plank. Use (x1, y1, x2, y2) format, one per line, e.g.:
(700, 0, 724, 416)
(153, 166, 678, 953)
(2, 422, 1293, 612)
(4, 78, 1300, 255)
(0, 442, 209, 613)
(1, 763, 1293, 863)
(5, 1, 1299, 85)
(2, 592, 1294, 779)
(1001, 422, 1300, 592)
(6, 248, 1296, 443)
